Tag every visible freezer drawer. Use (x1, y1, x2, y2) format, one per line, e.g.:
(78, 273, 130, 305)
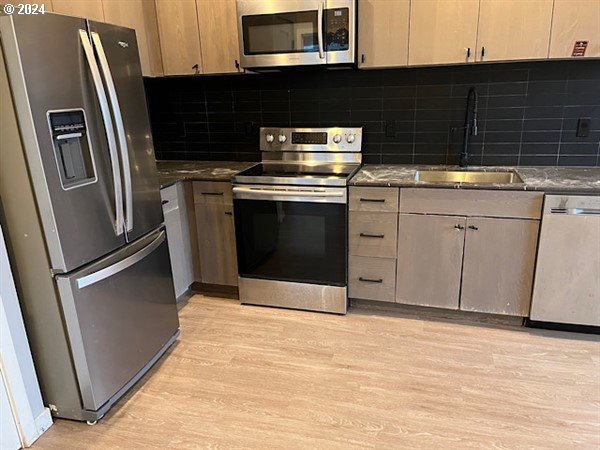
(56, 228, 179, 411)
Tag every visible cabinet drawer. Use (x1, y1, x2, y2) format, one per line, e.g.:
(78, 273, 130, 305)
(160, 183, 179, 201)
(349, 256, 396, 303)
(193, 181, 233, 205)
(349, 187, 399, 212)
(160, 184, 179, 212)
(349, 212, 398, 258)
(400, 188, 543, 219)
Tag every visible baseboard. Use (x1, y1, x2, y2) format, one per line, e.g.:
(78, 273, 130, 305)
(349, 298, 525, 327)
(19, 407, 53, 447)
(191, 282, 239, 299)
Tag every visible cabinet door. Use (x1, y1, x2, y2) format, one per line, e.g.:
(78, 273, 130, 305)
(396, 214, 465, 309)
(476, 0, 553, 62)
(549, 0, 600, 59)
(102, 0, 164, 76)
(195, 203, 238, 286)
(409, 0, 479, 66)
(196, 0, 240, 74)
(52, 0, 104, 21)
(358, 0, 409, 68)
(155, 0, 203, 75)
(164, 205, 187, 298)
(461, 217, 539, 316)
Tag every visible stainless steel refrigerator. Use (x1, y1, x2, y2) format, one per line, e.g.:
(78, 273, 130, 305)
(0, 13, 179, 423)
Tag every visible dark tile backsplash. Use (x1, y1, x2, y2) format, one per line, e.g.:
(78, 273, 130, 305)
(145, 60, 600, 166)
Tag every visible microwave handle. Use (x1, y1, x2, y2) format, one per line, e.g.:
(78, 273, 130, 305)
(317, 1, 324, 59)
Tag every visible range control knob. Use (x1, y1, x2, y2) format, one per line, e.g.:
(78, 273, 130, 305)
(346, 134, 356, 144)
(278, 134, 287, 143)
(333, 134, 342, 144)
(265, 134, 274, 143)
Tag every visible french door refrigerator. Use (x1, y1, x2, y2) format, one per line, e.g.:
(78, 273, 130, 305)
(0, 13, 179, 422)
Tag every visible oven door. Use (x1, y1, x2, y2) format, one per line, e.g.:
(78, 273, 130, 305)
(236, 0, 355, 68)
(233, 185, 347, 287)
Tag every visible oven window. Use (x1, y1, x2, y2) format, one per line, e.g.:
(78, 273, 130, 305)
(234, 200, 347, 286)
(242, 11, 319, 55)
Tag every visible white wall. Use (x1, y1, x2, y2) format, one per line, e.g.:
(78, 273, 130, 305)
(0, 224, 52, 448)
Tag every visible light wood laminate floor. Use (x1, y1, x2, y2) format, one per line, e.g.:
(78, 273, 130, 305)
(34, 295, 599, 449)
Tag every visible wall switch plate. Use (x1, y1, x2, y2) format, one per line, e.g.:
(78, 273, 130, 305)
(576, 118, 591, 137)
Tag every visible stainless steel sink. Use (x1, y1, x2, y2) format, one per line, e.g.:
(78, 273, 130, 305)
(414, 170, 524, 185)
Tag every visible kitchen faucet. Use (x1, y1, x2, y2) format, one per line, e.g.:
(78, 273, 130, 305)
(459, 86, 479, 168)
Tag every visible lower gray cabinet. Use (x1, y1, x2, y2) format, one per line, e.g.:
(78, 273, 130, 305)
(161, 183, 194, 300)
(349, 256, 396, 303)
(193, 182, 238, 286)
(460, 217, 539, 316)
(396, 214, 465, 309)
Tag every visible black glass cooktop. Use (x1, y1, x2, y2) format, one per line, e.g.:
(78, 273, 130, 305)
(236, 163, 355, 178)
(234, 163, 360, 187)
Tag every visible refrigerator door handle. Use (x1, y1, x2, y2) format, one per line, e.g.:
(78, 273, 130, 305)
(76, 230, 165, 289)
(79, 29, 124, 236)
(91, 31, 133, 233)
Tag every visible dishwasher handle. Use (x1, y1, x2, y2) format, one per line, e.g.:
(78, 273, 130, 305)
(550, 207, 600, 216)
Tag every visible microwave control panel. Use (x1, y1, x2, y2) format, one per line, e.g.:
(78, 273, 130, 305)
(325, 8, 349, 51)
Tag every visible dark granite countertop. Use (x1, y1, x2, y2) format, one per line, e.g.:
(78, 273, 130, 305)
(349, 165, 600, 194)
(156, 160, 257, 188)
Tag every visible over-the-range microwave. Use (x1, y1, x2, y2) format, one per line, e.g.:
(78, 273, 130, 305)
(236, 0, 356, 69)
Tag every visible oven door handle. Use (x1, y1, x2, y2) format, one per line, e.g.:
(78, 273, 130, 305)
(233, 186, 347, 204)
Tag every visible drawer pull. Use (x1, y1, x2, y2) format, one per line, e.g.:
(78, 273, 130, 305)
(201, 192, 224, 196)
(224, 211, 233, 216)
(161, 200, 169, 205)
(359, 233, 385, 238)
(359, 198, 385, 203)
(359, 277, 383, 283)
(468, 225, 479, 230)
(454, 224, 464, 230)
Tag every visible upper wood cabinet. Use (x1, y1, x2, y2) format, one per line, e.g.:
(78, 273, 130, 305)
(155, 0, 203, 76)
(476, 0, 554, 62)
(196, 0, 240, 74)
(102, 0, 163, 76)
(549, 0, 600, 59)
(357, 0, 410, 68)
(52, 0, 104, 21)
(408, 0, 479, 66)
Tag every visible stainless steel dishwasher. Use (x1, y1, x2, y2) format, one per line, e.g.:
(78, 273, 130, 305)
(530, 195, 600, 326)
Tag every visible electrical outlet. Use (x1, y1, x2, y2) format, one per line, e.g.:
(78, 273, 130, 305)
(576, 118, 591, 137)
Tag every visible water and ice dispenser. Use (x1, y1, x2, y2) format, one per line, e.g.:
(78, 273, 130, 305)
(48, 109, 96, 189)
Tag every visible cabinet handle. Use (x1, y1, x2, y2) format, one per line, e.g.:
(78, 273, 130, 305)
(468, 225, 479, 230)
(201, 192, 224, 196)
(359, 233, 385, 238)
(361, 54, 366, 64)
(359, 277, 383, 283)
(235, 59, 240, 71)
(192, 63, 199, 74)
(225, 211, 233, 216)
(466, 47, 471, 59)
(359, 198, 385, 203)
(161, 200, 169, 205)
(481, 47, 485, 59)
(454, 224, 464, 230)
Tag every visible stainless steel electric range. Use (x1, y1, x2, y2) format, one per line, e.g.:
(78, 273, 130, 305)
(232, 127, 362, 314)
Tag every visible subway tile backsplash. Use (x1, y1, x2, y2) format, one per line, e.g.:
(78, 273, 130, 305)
(145, 59, 600, 166)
